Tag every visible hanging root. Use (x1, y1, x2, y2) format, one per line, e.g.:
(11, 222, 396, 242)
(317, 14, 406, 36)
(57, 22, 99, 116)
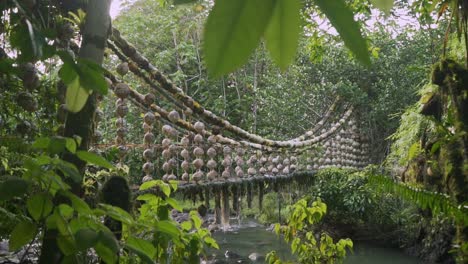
(247, 183, 252, 209)
(214, 188, 221, 225)
(258, 182, 264, 212)
(231, 185, 239, 214)
(204, 188, 210, 209)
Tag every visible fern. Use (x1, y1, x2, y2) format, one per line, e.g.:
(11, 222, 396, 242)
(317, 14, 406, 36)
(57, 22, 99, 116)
(368, 174, 468, 226)
(386, 104, 431, 166)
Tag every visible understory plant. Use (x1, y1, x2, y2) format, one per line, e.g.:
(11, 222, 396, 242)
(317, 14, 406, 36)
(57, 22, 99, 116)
(266, 198, 353, 264)
(0, 136, 218, 263)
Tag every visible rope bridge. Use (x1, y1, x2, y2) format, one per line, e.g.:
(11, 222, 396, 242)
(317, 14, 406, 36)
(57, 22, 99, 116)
(85, 28, 370, 212)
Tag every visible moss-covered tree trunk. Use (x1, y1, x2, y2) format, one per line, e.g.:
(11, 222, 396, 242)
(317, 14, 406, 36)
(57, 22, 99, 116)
(39, 1, 112, 263)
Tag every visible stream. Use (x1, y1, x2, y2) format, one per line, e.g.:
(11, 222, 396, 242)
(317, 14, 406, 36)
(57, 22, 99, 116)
(205, 218, 421, 264)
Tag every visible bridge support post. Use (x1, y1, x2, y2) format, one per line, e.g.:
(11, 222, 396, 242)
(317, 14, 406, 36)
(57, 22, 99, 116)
(204, 188, 210, 209)
(214, 191, 221, 225)
(220, 186, 230, 229)
(247, 183, 252, 208)
(258, 183, 264, 212)
(232, 185, 239, 215)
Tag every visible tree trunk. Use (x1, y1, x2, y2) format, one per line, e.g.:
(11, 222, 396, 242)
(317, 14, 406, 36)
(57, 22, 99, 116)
(39, 1, 111, 263)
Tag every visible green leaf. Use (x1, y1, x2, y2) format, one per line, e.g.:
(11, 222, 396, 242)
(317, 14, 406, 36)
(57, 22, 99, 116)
(32, 137, 51, 149)
(75, 228, 99, 251)
(59, 61, 79, 85)
(126, 236, 156, 262)
(370, 0, 394, 15)
(203, 236, 219, 249)
(65, 138, 77, 153)
(264, 0, 301, 70)
(58, 204, 75, 219)
(155, 220, 180, 238)
(190, 211, 202, 229)
(48, 136, 67, 155)
(431, 141, 441, 154)
(56, 160, 82, 183)
(137, 193, 158, 202)
(10, 21, 44, 62)
(97, 230, 119, 253)
(27, 193, 54, 221)
(76, 59, 108, 95)
(65, 77, 90, 113)
(140, 179, 167, 193)
(9, 221, 38, 251)
(314, 0, 370, 65)
(204, 0, 275, 77)
(95, 243, 118, 264)
(24, 19, 43, 59)
(57, 234, 77, 256)
(99, 204, 134, 225)
(174, 0, 197, 4)
(166, 197, 183, 211)
(181, 221, 192, 231)
(0, 177, 29, 201)
(76, 151, 114, 169)
(408, 142, 421, 160)
(64, 192, 91, 214)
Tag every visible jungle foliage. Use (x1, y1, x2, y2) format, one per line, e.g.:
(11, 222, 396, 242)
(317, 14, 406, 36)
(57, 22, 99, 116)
(266, 198, 353, 264)
(1, 0, 467, 263)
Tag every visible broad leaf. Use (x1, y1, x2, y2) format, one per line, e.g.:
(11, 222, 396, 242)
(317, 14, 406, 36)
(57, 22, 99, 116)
(0, 177, 29, 201)
(65, 138, 77, 153)
(166, 197, 183, 211)
(204, 0, 275, 77)
(97, 230, 119, 253)
(76, 151, 114, 169)
(99, 204, 134, 225)
(56, 160, 82, 183)
(58, 204, 75, 219)
(57, 234, 77, 256)
(77, 59, 108, 95)
(59, 61, 79, 85)
(75, 228, 99, 251)
(32, 137, 51, 149)
(174, 0, 197, 4)
(204, 236, 219, 249)
(314, 0, 370, 65)
(139, 179, 169, 195)
(95, 242, 118, 264)
(370, 0, 394, 15)
(155, 220, 180, 238)
(126, 236, 156, 262)
(181, 221, 192, 231)
(65, 77, 90, 113)
(63, 192, 92, 214)
(9, 221, 38, 251)
(264, 0, 302, 70)
(27, 193, 54, 221)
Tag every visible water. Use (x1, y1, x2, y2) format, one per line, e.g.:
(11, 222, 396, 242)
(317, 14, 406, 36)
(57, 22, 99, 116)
(207, 218, 420, 264)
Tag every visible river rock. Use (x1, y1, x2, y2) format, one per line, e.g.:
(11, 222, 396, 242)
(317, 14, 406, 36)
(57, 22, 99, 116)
(248, 252, 265, 262)
(224, 250, 242, 259)
(208, 224, 220, 233)
(266, 224, 275, 232)
(0, 240, 8, 253)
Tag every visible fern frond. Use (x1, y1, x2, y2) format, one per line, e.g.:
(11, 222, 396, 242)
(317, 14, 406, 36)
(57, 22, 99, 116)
(368, 174, 468, 226)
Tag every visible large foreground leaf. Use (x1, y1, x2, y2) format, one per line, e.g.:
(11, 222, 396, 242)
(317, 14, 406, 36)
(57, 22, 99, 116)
(204, 0, 275, 77)
(265, 0, 302, 70)
(9, 221, 38, 251)
(65, 77, 90, 113)
(370, 0, 394, 15)
(314, 0, 370, 65)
